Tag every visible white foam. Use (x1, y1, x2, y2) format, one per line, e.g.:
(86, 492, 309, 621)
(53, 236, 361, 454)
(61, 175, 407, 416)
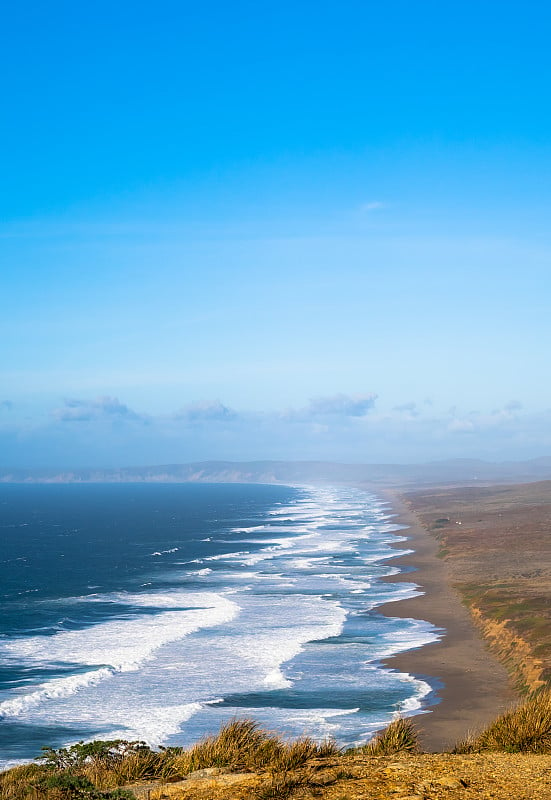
(394, 675, 433, 714)
(0, 667, 115, 717)
(0, 483, 443, 761)
(230, 525, 266, 532)
(226, 594, 348, 690)
(107, 702, 204, 745)
(0, 592, 239, 719)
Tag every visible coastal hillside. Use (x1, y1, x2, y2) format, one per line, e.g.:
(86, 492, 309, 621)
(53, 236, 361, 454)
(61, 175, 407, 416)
(402, 481, 551, 694)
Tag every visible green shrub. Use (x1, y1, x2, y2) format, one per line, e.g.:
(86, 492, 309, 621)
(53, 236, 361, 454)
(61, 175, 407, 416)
(38, 742, 151, 772)
(31, 771, 135, 800)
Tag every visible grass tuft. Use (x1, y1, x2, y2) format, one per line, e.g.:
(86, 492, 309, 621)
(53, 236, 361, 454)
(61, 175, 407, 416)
(356, 717, 420, 756)
(270, 738, 338, 772)
(453, 689, 551, 753)
(252, 772, 306, 800)
(169, 719, 338, 776)
(0, 719, 338, 800)
(169, 719, 280, 774)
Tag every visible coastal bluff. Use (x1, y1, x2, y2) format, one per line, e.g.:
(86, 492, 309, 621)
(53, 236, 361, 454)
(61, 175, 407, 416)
(402, 480, 551, 695)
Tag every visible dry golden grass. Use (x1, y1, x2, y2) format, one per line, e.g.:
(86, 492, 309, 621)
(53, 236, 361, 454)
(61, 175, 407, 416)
(167, 719, 338, 776)
(0, 720, 338, 800)
(3, 703, 551, 800)
(454, 689, 551, 754)
(352, 717, 420, 756)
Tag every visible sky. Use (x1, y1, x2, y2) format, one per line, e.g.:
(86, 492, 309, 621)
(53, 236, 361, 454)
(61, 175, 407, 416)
(2, 0, 551, 467)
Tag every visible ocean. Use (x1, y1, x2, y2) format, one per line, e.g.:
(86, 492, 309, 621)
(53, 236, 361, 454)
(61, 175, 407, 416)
(0, 482, 441, 769)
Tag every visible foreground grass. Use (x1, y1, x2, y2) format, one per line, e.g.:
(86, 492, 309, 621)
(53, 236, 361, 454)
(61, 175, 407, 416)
(454, 689, 551, 754)
(2, 695, 551, 800)
(0, 720, 338, 800)
(352, 716, 420, 756)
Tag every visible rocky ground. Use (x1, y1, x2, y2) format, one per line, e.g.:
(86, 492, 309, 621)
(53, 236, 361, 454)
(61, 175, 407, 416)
(129, 752, 551, 800)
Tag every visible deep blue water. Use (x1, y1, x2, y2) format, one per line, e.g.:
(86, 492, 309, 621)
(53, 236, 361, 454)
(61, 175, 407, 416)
(0, 483, 440, 768)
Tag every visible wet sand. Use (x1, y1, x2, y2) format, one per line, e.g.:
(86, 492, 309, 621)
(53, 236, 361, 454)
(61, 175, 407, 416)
(372, 489, 516, 752)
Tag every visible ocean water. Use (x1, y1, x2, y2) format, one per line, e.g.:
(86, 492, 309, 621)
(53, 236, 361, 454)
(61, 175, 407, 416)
(0, 483, 441, 769)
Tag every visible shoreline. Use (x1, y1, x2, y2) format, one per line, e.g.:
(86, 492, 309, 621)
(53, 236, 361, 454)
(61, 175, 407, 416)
(0, 481, 521, 766)
(369, 487, 517, 752)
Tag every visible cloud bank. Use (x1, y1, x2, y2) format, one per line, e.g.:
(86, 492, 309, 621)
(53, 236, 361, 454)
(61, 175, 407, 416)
(53, 396, 145, 423)
(174, 401, 238, 422)
(1, 392, 549, 468)
(306, 393, 377, 417)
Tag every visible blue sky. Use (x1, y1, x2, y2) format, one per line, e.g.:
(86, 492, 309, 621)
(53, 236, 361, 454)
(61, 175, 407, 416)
(2, 1, 551, 467)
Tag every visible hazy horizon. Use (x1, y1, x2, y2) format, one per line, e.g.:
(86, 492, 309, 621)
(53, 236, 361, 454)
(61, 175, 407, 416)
(3, 2, 551, 468)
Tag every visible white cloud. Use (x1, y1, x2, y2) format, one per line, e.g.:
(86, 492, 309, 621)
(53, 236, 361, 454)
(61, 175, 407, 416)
(448, 418, 476, 433)
(174, 400, 238, 422)
(306, 393, 378, 417)
(53, 396, 144, 423)
(3, 393, 550, 468)
(392, 401, 420, 417)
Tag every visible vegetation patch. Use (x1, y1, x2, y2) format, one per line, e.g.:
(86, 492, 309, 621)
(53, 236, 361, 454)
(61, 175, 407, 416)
(454, 690, 551, 754)
(0, 721, 339, 800)
(3, 707, 551, 800)
(352, 717, 420, 756)
(404, 481, 551, 695)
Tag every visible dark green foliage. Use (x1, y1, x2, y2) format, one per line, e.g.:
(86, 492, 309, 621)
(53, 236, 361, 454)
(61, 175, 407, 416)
(38, 742, 151, 771)
(36, 773, 95, 794)
(32, 771, 135, 800)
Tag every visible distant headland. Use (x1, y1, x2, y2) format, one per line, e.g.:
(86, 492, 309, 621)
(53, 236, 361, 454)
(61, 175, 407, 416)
(2, 456, 551, 486)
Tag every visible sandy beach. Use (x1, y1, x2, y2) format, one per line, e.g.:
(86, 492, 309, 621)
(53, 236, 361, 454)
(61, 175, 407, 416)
(371, 488, 516, 752)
